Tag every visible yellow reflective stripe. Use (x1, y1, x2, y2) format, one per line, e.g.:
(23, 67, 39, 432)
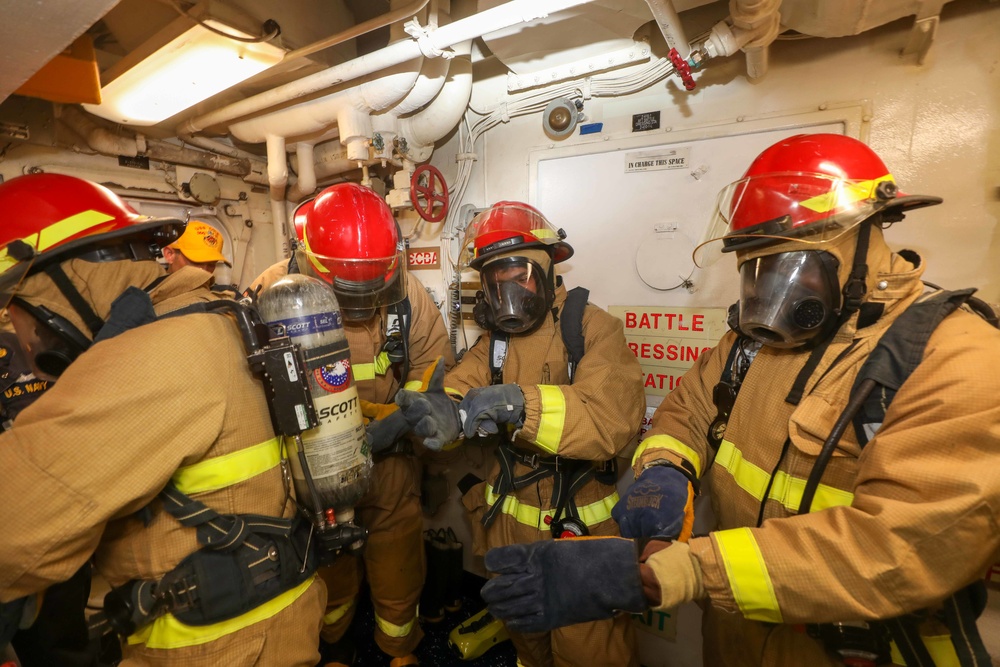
(715, 439, 770, 500)
(375, 611, 416, 638)
(530, 228, 557, 240)
(302, 232, 330, 275)
(322, 600, 354, 626)
(171, 437, 282, 495)
(352, 352, 392, 382)
(890, 635, 960, 667)
(768, 470, 854, 512)
(714, 528, 782, 624)
(484, 483, 618, 529)
(718, 440, 854, 512)
(631, 434, 702, 478)
(127, 576, 316, 649)
(373, 351, 392, 376)
(403, 380, 422, 390)
(799, 175, 894, 214)
(0, 210, 116, 274)
(534, 385, 566, 454)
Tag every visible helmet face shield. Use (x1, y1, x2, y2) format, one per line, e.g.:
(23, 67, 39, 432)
(304, 249, 407, 321)
(694, 173, 894, 267)
(738, 250, 841, 349)
(479, 257, 549, 334)
(461, 202, 573, 270)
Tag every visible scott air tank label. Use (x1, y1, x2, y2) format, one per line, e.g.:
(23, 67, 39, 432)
(296, 339, 369, 500)
(270, 310, 343, 337)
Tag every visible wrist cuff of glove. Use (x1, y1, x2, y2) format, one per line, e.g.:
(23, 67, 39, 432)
(643, 458, 700, 495)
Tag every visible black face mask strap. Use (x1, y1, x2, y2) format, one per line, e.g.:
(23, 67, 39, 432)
(842, 221, 873, 314)
(43, 264, 105, 338)
(545, 256, 557, 311)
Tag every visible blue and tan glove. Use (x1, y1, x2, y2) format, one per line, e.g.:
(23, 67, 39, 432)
(458, 384, 525, 438)
(612, 465, 695, 541)
(395, 358, 461, 451)
(480, 537, 647, 633)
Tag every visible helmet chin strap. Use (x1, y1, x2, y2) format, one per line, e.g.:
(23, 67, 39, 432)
(841, 219, 873, 315)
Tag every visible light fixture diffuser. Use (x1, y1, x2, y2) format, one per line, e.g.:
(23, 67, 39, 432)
(83, 20, 284, 126)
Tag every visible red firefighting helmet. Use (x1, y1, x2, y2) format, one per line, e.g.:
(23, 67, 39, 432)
(694, 134, 941, 265)
(291, 197, 313, 246)
(462, 201, 573, 271)
(0, 173, 183, 306)
(302, 182, 405, 311)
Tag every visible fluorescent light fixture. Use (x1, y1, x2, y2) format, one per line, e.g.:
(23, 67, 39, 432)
(83, 20, 284, 126)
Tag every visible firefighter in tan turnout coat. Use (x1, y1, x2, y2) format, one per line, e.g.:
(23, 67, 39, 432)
(251, 183, 453, 667)
(0, 173, 327, 666)
(395, 201, 646, 667)
(478, 135, 1000, 667)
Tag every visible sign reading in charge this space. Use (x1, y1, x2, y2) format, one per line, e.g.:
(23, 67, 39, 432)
(624, 146, 690, 173)
(609, 306, 728, 397)
(406, 246, 440, 270)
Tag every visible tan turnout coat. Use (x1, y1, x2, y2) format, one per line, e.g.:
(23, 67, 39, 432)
(638, 246, 1000, 666)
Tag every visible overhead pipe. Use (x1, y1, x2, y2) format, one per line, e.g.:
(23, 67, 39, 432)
(644, 0, 691, 58)
(266, 134, 290, 261)
(730, 0, 782, 80)
(287, 142, 317, 202)
(178, 132, 260, 161)
(281, 43, 470, 188)
(400, 41, 473, 164)
(59, 105, 261, 179)
(305, 139, 357, 184)
(178, 0, 600, 137)
(697, 0, 781, 80)
(227, 60, 423, 158)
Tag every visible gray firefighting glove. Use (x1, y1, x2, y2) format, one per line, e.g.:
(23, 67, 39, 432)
(395, 358, 461, 451)
(458, 384, 525, 438)
(481, 537, 647, 633)
(360, 399, 412, 455)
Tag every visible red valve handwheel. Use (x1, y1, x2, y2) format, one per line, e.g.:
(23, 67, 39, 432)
(410, 164, 449, 223)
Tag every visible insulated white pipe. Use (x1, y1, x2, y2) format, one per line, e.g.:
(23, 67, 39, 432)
(227, 63, 421, 148)
(178, 0, 599, 136)
(391, 56, 450, 117)
(400, 41, 473, 163)
(266, 134, 290, 260)
(729, 0, 782, 80)
(645, 0, 690, 58)
(311, 140, 357, 182)
(288, 142, 317, 202)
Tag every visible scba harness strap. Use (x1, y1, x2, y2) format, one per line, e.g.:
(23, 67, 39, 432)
(481, 286, 616, 536)
(102, 483, 318, 636)
(480, 440, 617, 535)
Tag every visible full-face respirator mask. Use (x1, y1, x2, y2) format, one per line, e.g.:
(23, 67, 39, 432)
(736, 250, 841, 349)
(473, 256, 552, 334)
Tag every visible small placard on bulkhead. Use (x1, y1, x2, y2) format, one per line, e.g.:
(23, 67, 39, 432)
(624, 147, 690, 174)
(631, 110, 661, 132)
